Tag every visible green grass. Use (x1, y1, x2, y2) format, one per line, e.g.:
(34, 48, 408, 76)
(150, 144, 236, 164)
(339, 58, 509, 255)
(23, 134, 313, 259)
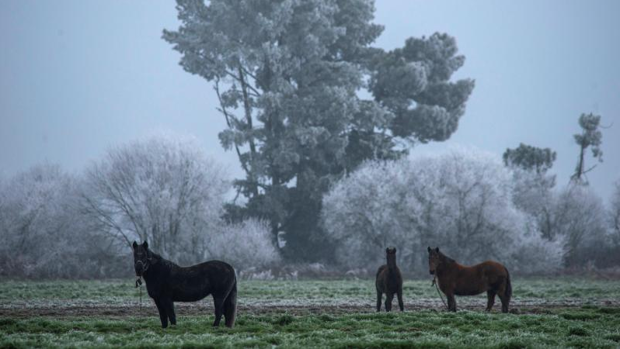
(0, 279, 133, 302)
(1, 278, 620, 348)
(2, 309, 620, 348)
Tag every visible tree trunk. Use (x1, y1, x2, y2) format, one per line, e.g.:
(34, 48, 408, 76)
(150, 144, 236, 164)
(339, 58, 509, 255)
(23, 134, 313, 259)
(573, 144, 585, 182)
(238, 66, 259, 198)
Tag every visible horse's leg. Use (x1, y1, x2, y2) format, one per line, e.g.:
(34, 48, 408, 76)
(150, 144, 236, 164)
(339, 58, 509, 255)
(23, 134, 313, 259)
(212, 296, 225, 327)
(447, 293, 457, 312)
(497, 281, 510, 313)
(385, 292, 394, 312)
(223, 283, 237, 328)
(498, 289, 510, 313)
(397, 287, 404, 312)
(486, 291, 496, 312)
(376, 290, 383, 312)
(162, 298, 176, 325)
(499, 295, 509, 313)
(154, 298, 168, 328)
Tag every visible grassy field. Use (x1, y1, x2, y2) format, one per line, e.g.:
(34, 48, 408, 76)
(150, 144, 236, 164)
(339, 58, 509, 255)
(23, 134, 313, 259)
(1, 278, 620, 348)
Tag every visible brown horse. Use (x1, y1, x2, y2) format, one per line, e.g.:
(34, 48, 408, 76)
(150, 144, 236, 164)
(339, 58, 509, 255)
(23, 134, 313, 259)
(428, 247, 511, 313)
(375, 247, 404, 312)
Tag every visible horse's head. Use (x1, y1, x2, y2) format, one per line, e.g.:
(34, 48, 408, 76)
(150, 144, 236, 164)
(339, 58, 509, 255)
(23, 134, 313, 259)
(132, 241, 156, 277)
(427, 246, 441, 275)
(386, 247, 397, 266)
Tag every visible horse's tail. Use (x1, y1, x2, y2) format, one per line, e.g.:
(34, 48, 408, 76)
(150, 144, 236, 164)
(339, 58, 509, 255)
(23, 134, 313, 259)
(505, 267, 512, 299)
(224, 278, 237, 328)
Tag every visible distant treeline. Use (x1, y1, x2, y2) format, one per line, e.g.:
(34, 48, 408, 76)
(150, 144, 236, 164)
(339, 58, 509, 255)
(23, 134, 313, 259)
(0, 135, 279, 279)
(0, 135, 618, 279)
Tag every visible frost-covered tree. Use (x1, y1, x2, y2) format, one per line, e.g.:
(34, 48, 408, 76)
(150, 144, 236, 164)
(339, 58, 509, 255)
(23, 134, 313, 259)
(322, 149, 563, 274)
(208, 218, 281, 271)
(503, 143, 556, 174)
(0, 164, 72, 276)
(163, 0, 474, 261)
(571, 113, 603, 184)
(321, 160, 412, 267)
(511, 169, 556, 240)
(503, 144, 557, 240)
(550, 184, 608, 267)
(81, 135, 229, 265)
(0, 164, 120, 278)
(370, 33, 475, 143)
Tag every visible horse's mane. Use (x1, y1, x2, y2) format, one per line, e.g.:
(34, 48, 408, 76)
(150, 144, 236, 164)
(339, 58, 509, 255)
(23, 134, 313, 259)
(439, 251, 456, 265)
(149, 251, 179, 269)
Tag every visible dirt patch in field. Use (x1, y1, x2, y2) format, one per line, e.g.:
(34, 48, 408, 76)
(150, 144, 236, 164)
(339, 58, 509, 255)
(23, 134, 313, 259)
(1, 298, 619, 318)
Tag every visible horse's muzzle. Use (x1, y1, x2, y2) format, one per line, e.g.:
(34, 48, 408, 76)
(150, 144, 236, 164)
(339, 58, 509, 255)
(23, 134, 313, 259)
(429, 270, 435, 275)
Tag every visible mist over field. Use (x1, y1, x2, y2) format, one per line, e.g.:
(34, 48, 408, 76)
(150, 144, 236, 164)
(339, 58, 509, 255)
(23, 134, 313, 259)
(1, 1, 619, 348)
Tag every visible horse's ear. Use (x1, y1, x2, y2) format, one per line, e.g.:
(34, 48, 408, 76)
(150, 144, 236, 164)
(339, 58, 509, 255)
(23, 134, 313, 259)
(393, 247, 397, 253)
(386, 248, 390, 253)
(143, 241, 148, 249)
(132, 241, 138, 250)
(427, 246, 431, 253)
(435, 247, 439, 253)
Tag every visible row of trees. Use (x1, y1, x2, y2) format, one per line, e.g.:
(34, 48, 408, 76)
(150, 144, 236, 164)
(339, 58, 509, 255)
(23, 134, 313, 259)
(500, 113, 615, 269)
(320, 112, 617, 275)
(0, 131, 617, 278)
(323, 147, 619, 275)
(0, 135, 280, 278)
(324, 149, 553, 274)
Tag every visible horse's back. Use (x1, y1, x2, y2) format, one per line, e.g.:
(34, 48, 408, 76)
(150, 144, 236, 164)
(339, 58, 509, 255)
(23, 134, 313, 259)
(194, 260, 236, 276)
(452, 260, 508, 296)
(476, 260, 508, 277)
(466, 260, 508, 286)
(170, 260, 236, 302)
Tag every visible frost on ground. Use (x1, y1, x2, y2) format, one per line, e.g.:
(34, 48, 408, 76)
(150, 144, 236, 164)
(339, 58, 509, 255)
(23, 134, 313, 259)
(2, 298, 620, 318)
(1, 278, 619, 318)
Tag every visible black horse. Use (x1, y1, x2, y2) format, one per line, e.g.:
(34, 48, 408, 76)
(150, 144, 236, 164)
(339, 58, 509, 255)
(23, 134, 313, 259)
(132, 241, 237, 328)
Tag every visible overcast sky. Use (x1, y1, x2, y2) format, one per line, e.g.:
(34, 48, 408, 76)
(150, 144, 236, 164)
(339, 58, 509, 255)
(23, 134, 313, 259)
(1, 0, 619, 200)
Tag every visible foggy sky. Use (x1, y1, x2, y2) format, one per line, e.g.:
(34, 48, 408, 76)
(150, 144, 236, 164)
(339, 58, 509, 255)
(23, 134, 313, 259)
(1, 0, 619, 200)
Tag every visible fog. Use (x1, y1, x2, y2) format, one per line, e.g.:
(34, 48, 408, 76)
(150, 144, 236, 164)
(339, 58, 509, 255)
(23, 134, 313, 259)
(0, 0, 619, 278)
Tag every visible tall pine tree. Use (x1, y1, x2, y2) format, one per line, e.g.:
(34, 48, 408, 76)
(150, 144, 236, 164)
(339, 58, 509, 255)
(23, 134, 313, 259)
(571, 113, 603, 184)
(163, 0, 474, 261)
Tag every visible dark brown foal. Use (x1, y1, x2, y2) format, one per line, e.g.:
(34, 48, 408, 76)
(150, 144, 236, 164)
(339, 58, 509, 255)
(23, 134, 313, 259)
(375, 247, 404, 312)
